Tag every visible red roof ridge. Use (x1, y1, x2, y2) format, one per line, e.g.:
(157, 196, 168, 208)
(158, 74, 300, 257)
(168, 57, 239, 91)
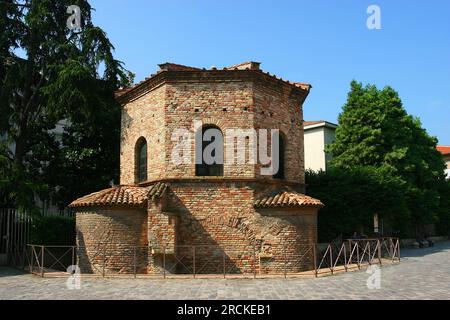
(115, 61, 312, 101)
(225, 61, 261, 71)
(304, 120, 338, 128)
(437, 146, 450, 155)
(69, 183, 168, 209)
(158, 62, 202, 72)
(255, 187, 324, 208)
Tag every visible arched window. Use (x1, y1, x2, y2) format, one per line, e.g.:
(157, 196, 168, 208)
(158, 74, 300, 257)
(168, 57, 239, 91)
(273, 134, 285, 180)
(135, 138, 147, 183)
(195, 125, 224, 177)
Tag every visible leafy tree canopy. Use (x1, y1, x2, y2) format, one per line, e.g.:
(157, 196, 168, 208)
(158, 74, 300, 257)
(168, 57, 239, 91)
(0, 0, 134, 212)
(306, 166, 409, 242)
(324, 81, 448, 235)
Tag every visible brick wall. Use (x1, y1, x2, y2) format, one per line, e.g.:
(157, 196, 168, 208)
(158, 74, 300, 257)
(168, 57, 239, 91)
(76, 207, 148, 274)
(77, 67, 318, 275)
(149, 181, 319, 274)
(253, 79, 306, 183)
(120, 70, 308, 184)
(120, 85, 167, 184)
(165, 81, 256, 178)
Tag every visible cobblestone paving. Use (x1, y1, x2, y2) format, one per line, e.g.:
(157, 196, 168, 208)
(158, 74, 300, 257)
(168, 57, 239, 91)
(1, 242, 449, 300)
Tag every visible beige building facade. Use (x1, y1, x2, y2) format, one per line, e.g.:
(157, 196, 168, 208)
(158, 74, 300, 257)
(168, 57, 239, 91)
(303, 121, 337, 172)
(437, 146, 450, 179)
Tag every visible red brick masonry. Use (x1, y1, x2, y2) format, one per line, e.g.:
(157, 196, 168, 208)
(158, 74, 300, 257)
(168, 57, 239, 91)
(70, 62, 324, 275)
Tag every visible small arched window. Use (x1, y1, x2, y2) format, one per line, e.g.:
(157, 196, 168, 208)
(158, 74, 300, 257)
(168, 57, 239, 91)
(135, 137, 147, 183)
(273, 134, 285, 180)
(195, 125, 224, 177)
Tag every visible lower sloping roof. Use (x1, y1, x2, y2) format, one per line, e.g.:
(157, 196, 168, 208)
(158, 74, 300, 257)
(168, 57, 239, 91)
(255, 187, 324, 209)
(69, 182, 168, 209)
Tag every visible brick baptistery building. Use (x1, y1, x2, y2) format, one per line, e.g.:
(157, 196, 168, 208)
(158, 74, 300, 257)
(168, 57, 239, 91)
(70, 61, 324, 275)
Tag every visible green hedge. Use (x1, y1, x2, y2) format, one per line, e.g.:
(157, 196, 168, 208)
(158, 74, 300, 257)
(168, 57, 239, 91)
(306, 166, 409, 242)
(30, 216, 76, 246)
(306, 167, 450, 242)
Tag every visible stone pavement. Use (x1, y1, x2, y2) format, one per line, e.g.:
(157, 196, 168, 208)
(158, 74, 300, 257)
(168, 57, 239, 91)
(0, 241, 449, 300)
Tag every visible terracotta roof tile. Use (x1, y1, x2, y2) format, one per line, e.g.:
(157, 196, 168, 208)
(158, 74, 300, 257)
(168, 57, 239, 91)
(255, 187, 323, 209)
(437, 146, 450, 156)
(225, 61, 261, 71)
(303, 120, 325, 126)
(69, 182, 168, 208)
(116, 61, 311, 102)
(148, 181, 168, 200)
(292, 82, 312, 90)
(158, 62, 201, 72)
(115, 88, 132, 97)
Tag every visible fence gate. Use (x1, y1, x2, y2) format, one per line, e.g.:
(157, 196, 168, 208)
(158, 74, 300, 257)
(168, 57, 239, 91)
(0, 209, 31, 267)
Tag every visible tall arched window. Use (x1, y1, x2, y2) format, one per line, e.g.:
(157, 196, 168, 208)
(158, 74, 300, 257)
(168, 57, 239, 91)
(195, 125, 224, 177)
(135, 137, 147, 183)
(273, 134, 285, 180)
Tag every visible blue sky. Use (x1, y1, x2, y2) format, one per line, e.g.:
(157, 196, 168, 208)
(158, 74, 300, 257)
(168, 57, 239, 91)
(91, 0, 450, 144)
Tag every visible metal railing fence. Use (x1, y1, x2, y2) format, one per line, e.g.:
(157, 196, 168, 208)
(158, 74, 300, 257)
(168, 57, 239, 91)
(25, 238, 400, 279)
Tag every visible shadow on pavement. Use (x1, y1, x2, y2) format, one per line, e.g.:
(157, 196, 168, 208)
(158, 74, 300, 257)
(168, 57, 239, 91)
(0, 267, 28, 278)
(401, 241, 450, 259)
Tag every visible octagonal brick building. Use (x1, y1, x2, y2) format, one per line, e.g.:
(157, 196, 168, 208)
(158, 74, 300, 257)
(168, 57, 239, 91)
(70, 61, 323, 275)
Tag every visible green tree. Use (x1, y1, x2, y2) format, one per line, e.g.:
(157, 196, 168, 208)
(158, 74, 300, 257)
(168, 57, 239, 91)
(0, 0, 133, 211)
(306, 167, 409, 242)
(327, 81, 447, 236)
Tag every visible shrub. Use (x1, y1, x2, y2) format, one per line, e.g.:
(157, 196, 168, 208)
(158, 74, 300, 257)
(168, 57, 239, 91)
(30, 216, 76, 246)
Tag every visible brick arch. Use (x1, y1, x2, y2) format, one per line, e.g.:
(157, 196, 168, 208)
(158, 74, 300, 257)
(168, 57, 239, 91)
(195, 122, 224, 177)
(199, 117, 226, 130)
(135, 136, 148, 183)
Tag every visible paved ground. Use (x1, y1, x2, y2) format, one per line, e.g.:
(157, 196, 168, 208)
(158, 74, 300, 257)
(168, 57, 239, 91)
(1, 241, 449, 300)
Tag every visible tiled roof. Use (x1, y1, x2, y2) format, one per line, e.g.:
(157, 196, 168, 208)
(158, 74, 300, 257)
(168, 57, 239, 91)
(69, 182, 168, 208)
(303, 120, 338, 129)
(437, 146, 450, 156)
(115, 88, 132, 97)
(225, 61, 261, 71)
(304, 120, 325, 126)
(115, 61, 312, 101)
(148, 182, 168, 200)
(254, 188, 324, 209)
(158, 62, 202, 72)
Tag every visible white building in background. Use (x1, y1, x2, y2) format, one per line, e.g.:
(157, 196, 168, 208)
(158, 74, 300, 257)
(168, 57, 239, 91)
(303, 121, 337, 172)
(437, 146, 450, 180)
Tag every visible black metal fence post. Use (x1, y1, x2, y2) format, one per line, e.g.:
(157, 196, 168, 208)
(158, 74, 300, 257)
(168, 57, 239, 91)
(133, 246, 137, 278)
(356, 242, 361, 270)
(378, 240, 382, 265)
(163, 246, 166, 279)
(193, 246, 196, 279)
(71, 246, 75, 268)
(223, 253, 226, 279)
(313, 244, 318, 278)
(343, 243, 348, 272)
(41, 246, 45, 277)
(329, 245, 333, 275)
(348, 240, 352, 265)
(102, 247, 106, 278)
(29, 245, 33, 274)
(253, 245, 257, 279)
